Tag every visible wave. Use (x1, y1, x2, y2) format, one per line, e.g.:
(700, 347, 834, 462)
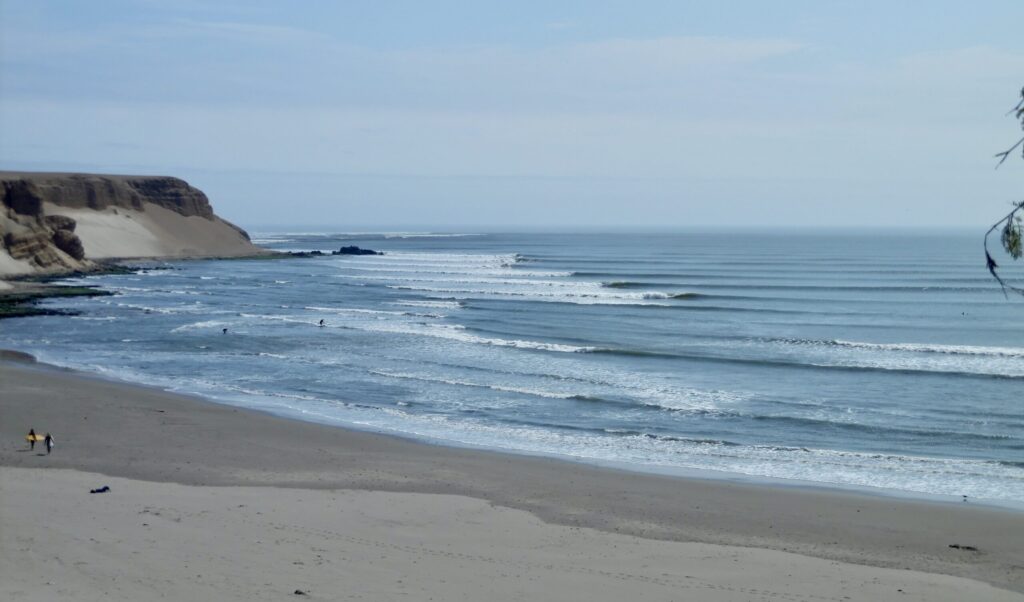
(639, 292, 703, 300)
(826, 339, 1024, 358)
(370, 370, 731, 413)
(384, 285, 675, 305)
(602, 283, 709, 299)
(249, 237, 297, 244)
(389, 300, 465, 310)
(583, 346, 1024, 379)
(336, 274, 589, 288)
(362, 323, 596, 354)
(369, 365, 743, 415)
(380, 233, 481, 239)
(750, 414, 1017, 443)
(170, 319, 233, 333)
(116, 302, 200, 315)
(602, 280, 678, 289)
(677, 335, 1024, 360)
(304, 305, 442, 318)
(370, 370, 593, 400)
(342, 265, 574, 278)
(354, 251, 519, 264)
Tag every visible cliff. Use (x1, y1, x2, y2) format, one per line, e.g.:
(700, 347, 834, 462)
(0, 172, 264, 278)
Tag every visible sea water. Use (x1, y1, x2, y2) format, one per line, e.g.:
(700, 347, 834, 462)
(3, 231, 1023, 504)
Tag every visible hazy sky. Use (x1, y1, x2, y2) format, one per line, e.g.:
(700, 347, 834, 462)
(1, 1, 1022, 230)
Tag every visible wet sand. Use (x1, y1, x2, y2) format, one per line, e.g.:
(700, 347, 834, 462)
(2, 356, 1022, 600)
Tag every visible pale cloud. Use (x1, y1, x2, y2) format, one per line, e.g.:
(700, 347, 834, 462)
(3, 23, 803, 113)
(1, 4, 1021, 228)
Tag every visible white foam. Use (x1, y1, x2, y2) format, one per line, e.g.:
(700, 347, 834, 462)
(389, 300, 464, 310)
(249, 237, 296, 244)
(335, 274, 586, 288)
(305, 305, 408, 316)
(354, 321, 594, 353)
(116, 303, 176, 314)
(342, 266, 573, 278)
(755, 338, 1024, 377)
(832, 339, 1024, 358)
(385, 284, 673, 305)
(370, 370, 581, 399)
(171, 320, 233, 332)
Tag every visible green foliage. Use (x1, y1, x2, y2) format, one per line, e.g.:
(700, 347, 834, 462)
(1003, 215, 1023, 260)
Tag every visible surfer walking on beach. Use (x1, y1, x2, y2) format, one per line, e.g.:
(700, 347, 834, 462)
(27, 428, 35, 450)
(44, 433, 54, 455)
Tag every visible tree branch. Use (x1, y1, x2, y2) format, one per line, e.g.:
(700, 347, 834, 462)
(995, 136, 1024, 168)
(984, 201, 1024, 298)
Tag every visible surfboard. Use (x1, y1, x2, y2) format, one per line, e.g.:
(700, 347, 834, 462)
(25, 434, 44, 442)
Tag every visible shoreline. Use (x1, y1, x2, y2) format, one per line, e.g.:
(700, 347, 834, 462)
(2, 354, 1023, 594)
(17, 347, 1023, 513)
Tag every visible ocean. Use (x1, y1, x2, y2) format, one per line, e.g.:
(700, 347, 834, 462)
(4, 231, 1023, 504)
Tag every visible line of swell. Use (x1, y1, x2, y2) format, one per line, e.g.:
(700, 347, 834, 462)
(583, 348, 1024, 380)
(750, 414, 1018, 442)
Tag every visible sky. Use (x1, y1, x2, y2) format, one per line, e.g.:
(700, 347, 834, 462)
(1, 1, 1023, 230)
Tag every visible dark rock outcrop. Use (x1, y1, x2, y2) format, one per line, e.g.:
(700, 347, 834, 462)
(44, 214, 76, 232)
(3, 179, 44, 216)
(52, 229, 86, 260)
(333, 246, 383, 256)
(4, 230, 76, 270)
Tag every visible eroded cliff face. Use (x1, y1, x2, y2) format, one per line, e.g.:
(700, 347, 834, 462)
(12, 173, 218, 219)
(1, 178, 86, 273)
(0, 172, 258, 277)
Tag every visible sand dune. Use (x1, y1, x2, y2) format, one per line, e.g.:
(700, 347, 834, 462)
(53, 203, 262, 260)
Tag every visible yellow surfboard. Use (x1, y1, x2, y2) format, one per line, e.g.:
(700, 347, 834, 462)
(25, 434, 44, 442)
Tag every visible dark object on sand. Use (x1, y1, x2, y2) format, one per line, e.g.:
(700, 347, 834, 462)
(333, 246, 382, 256)
(294, 589, 307, 595)
(949, 543, 979, 551)
(90, 485, 111, 494)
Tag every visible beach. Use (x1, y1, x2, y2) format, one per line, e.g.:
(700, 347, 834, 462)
(2, 355, 1022, 601)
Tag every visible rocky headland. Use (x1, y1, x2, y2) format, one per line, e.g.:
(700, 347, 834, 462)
(0, 171, 265, 283)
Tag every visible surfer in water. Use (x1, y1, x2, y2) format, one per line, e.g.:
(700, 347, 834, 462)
(222, 328, 228, 334)
(319, 319, 325, 327)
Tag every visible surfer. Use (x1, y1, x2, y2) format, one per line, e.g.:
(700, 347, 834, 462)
(27, 428, 35, 450)
(319, 319, 325, 327)
(44, 433, 54, 455)
(222, 328, 228, 334)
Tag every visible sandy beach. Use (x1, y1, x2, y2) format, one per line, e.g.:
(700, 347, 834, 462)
(1, 355, 1022, 601)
